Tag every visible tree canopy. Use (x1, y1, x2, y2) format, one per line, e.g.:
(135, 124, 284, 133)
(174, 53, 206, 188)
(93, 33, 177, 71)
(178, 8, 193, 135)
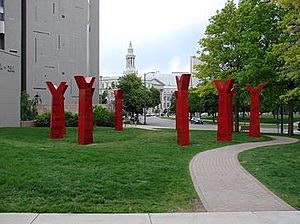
(194, 0, 300, 134)
(117, 74, 161, 116)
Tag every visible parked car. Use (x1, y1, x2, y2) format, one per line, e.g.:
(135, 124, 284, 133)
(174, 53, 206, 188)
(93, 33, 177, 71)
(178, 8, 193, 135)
(190, 117, 204, 125)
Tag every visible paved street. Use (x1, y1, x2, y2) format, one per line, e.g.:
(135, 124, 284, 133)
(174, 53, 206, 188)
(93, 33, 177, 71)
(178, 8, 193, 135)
(143, 116, 300, 134)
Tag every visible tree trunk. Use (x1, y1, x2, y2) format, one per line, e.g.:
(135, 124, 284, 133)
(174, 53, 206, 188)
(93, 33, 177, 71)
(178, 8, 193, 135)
(212, 113, 215, 123)
(287, 100, 294, 136)
(234, 98, 240, 132)
(280, 104, 284, 134)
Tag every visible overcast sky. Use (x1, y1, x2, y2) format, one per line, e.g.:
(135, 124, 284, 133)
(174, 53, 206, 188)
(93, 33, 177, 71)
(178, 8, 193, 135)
(100, 0, 237, 76)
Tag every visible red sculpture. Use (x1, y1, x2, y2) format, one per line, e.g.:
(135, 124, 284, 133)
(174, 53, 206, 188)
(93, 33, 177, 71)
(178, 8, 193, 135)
(46, 81, 68, 139)
(214, 79, 235, 141)
(175, 90, 178, 130)
(228, 87, 236, 133)
(246, 83, 264, 138)
(114, 90, 123, 131)
(74, 75, 95, 144)
(176, 74, 191, 146)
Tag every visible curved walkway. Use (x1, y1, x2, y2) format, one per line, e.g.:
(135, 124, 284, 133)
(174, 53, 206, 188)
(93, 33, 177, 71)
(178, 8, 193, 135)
(189, 135, 298, 212)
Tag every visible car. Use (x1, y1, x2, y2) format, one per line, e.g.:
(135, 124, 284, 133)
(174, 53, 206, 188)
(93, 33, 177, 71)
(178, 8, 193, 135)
(190, 117, 204, 125)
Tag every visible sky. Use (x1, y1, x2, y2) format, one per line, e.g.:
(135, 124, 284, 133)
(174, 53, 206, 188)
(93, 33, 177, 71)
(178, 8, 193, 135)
(100, 0, 236, 76)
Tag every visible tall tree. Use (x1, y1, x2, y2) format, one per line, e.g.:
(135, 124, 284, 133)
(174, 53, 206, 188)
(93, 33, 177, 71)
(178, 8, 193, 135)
(189, 88, 203, 118)
(117, 74, 147, 116)
(147, 87, 161, 109)
(273, 0, 300, 135)
(195, 0, 284, 131)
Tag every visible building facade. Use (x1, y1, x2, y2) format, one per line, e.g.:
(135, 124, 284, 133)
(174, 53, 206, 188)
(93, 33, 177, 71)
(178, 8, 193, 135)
(2, 0, 99, 113)
(0, 0, 99, 126)
(24, 0, 99, 112)
(0, 0, 4, 49)
(0, 0, 21, 127)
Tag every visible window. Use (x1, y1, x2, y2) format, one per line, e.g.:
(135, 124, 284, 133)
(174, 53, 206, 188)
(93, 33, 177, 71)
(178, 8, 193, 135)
(0, 33, 4, 50)
(0, 0, 4, 7)
(0, 13, 3, 21)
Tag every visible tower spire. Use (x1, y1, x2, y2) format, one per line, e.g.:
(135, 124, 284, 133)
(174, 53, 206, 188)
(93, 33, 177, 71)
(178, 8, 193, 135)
(124, 41, 138, 74)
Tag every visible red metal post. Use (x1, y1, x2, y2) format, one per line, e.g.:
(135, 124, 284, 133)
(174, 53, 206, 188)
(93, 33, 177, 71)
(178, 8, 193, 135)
(176, 74, 191, 146)
(214, 79, 235, 141)
(74, 75, 95, 144)
(229, 87, 236, 133)
(114, 90, 123, 131)
(175, 90, 178, 130)
(46, 81, 68, 139)
(246, 83, 264, 138)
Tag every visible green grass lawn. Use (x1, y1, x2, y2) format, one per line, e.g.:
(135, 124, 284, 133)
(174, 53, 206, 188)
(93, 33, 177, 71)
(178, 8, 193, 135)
(0, 127, 269, 213)
(239, 136, 300, 210)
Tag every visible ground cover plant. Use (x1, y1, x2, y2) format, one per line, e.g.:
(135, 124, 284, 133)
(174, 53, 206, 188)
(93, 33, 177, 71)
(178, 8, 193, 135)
(239, 136, 300, 210)
(0, 127, 269, 213)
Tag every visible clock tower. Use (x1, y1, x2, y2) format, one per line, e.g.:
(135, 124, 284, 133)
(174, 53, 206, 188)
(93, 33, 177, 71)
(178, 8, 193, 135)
(124, 41, 138, 74)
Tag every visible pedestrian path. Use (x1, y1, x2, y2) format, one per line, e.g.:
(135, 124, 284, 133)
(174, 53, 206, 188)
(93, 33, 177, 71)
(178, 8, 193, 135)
(1, 211, 300, 224)
(189, 135, 298, 212)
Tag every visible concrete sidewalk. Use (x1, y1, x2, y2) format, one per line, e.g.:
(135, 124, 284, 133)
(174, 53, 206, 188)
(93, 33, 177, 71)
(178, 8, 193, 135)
(1, 211, 300, 224)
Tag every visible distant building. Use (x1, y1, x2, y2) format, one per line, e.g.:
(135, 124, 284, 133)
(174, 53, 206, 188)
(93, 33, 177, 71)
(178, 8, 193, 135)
(99, 44, 201, 114)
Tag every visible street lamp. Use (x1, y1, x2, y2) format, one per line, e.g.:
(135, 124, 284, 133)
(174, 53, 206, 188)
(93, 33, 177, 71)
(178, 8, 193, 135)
(143, 71, 157, 125)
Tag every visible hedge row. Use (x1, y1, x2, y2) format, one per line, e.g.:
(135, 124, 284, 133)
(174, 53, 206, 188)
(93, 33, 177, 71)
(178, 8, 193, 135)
(36, 105, 114, 127)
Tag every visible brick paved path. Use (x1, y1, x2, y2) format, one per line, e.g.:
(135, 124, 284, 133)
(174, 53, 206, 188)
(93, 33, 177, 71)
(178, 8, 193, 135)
(189, 136, 298, 212)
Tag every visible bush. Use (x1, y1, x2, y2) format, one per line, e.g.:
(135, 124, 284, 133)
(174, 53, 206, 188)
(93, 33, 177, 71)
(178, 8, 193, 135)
(20, 91, 38, 121)
(65, 112, 78, 127)
(36, 112, 78, 127)
(93, 105, 114, 127)
(36, 112, 51, 127)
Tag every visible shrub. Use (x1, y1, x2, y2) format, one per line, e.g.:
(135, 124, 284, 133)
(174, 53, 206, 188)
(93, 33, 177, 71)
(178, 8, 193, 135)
(20, 91, 38, 121)
(36, 112, 78, 127)
(93, 105, 114, 127)
(65, 112, 78, 127)
(36, 112, 51, 127)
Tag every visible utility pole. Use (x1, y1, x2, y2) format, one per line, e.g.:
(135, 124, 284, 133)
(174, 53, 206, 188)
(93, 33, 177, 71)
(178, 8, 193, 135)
(143, 71, 157, 125)
(144, 73, 147, 125)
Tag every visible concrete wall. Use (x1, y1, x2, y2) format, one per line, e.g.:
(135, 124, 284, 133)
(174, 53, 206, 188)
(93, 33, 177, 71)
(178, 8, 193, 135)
(89, 0, 99, 104)
(26, 0, 99, 112)
(4, 0, 21, 53)
(0, 50, 20, 127)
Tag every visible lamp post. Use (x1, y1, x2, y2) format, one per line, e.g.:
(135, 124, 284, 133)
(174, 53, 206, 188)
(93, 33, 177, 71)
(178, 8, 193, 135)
(143, 71, 157, 125)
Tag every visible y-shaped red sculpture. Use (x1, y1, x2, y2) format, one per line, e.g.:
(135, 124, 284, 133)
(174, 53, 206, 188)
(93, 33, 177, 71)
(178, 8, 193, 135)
(114, 90, 123, 131)
(75, 75, 95, 144)
(176, 74, 191, 146)
(46, 81, 68, 139)
(246, 83, 264, 138)
(214, 79, 235, 141)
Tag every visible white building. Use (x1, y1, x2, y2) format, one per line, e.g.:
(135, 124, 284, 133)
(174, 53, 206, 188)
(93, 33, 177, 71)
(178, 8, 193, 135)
(99, 44, 201, 114)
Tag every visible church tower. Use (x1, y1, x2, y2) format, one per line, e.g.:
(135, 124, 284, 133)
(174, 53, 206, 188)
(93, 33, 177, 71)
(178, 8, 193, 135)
(124, 41, 138, 74)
